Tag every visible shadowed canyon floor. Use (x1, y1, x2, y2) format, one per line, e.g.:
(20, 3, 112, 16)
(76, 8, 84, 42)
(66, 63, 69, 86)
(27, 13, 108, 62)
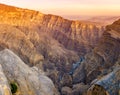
(0, 3, 120, 95)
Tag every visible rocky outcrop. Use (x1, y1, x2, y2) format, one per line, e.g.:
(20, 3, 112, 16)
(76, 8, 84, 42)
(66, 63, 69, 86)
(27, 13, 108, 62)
(87, 67, 120, 95)
(73, 19, 120, 84)
(0, 24, 79, 72)
(72, 19, 120, 95)
(0, 24, 44, 67)
(0, 64, 12, 95)
(0, 49, 59, 95)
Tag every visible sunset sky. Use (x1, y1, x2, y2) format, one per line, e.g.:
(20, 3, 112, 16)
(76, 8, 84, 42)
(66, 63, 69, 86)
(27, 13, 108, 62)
(0, 0, 120, 19)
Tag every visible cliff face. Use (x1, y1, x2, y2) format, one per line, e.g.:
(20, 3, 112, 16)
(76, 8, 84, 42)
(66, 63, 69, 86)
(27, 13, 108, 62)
(0, 3, 120, 95)
(0, 3, 105, 73)
(0, 25, 44, 67)
(72, 19, 120, 95)
(0, 24, 79, 72)
(73, 19, 120, 83)
(0, 3, 104, 56)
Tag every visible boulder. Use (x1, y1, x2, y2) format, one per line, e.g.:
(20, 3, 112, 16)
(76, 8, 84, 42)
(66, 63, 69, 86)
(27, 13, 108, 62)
(0, 49, 59, 95)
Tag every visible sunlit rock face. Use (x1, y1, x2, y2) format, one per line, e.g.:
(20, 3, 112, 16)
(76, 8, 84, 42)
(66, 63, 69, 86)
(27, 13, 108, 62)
(0, 3, 105, 74)
(0, 3, 104, 56)
(0, 49, 59, 95)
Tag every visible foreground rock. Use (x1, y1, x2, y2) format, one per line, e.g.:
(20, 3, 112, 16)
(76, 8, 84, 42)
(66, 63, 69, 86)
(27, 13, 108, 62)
(0, 65, 12, 95)
(0, 49, 59, 95)
(87, 67, 120, 95)
(73, 19, 120, 95)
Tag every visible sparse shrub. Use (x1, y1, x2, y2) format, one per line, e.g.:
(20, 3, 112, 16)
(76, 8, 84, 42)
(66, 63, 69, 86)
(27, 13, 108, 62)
(10, 82, 18, 94)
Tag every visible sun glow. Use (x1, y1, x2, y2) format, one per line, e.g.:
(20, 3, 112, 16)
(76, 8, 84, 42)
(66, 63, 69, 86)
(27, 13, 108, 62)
(0, 0, 120, 19)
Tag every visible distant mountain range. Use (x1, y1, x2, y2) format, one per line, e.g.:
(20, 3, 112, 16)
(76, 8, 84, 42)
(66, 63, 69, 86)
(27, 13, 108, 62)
(87, 16, 120, 25)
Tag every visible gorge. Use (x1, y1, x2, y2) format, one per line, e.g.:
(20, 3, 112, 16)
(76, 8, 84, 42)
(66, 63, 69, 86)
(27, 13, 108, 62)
(0, 3, 119, 95)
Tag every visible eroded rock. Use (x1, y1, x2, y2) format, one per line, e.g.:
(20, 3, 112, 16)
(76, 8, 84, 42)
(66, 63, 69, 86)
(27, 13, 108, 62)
(0, 49, 59, 95)
(0, 65, 12, 95)
(87, 67, 120, 95)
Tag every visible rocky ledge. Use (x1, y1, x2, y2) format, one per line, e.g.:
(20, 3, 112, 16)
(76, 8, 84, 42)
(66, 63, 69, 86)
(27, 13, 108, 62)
(0, 49, 59, 95)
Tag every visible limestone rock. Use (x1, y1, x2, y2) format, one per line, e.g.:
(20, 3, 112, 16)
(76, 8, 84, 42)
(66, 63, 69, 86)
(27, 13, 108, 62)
(0, 24, 44, 67)
(0, 49, 59, 95)
(0, 64, 12, 95)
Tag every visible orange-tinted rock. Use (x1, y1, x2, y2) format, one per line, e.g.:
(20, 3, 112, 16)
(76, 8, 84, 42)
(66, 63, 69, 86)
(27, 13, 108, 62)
(0, 3, 104, 56)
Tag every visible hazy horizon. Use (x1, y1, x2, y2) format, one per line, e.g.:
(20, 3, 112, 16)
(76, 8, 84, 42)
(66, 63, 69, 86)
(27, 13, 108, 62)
(0, 0, 120, 20)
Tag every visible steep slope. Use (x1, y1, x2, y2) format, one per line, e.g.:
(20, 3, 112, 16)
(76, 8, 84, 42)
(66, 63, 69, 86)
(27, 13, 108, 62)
(73, 19, 120, 83)
(0, 49, 59, 95)
(0, 3, 104, 56)
(0, 24, 79, 72)
(0, 24, 44, 67)
(72, 19, 120, 95)
(0, 3, 120, 95)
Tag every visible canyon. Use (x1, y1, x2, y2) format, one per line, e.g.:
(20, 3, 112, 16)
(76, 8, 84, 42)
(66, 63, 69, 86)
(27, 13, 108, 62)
(0, 3, 120, 95)
(0, 3, 104, 72)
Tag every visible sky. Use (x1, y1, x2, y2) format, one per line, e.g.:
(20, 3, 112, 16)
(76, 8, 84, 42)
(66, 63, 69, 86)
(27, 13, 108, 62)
(0, 0, 120, 19)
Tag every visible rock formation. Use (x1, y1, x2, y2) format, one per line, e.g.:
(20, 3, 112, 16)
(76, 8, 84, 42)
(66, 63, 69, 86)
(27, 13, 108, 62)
(0, 64, 12, 95)
(0, 3, 119, 95)
(0, 49, 59, 95)
(72, 19, 120, 95)
(87, 67, 120, 95)
(0, 3, 104, 81)
(0, 3, 104, 57)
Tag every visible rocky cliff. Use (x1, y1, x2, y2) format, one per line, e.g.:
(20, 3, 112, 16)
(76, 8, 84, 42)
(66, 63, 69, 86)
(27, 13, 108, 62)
(0, 3, 104, 56)
(0, 3, 119, 95)
(0, 49, 59, 95)
(0, 3, 105, 73)
(72, 19, 120, 95)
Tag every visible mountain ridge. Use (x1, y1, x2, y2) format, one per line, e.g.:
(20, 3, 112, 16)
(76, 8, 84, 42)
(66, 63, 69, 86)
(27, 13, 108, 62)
(0, 3, 120, 95)
(0, 3, 104, 55)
